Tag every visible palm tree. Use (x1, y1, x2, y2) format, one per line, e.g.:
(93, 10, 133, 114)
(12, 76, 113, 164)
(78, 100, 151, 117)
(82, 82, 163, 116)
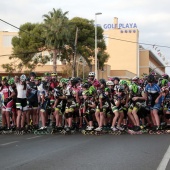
(43, 8, 70, 73)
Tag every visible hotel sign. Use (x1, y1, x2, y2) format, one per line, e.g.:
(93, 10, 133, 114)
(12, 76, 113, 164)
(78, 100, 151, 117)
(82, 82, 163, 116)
(101, 23, 137, 29)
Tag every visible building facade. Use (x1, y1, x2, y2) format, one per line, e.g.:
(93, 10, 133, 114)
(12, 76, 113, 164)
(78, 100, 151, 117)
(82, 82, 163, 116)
(103, 17, 165, 79)
(0, 18, 166, 79)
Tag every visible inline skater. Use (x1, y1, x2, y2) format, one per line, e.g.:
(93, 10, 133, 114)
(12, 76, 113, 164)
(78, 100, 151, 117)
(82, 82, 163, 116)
(51, 87, 63, 133)
(88, 72, 100, 89)
(34, 77, 50, 134)
(144, 74, 163, 132)
(94, 79, 108, 132)
(8, 78, 17, 130)
(79, 82, 90, 129)
(82, 90, 96, 133)
(27, 72, 39, 130)
(110, 86, 125, 132)
(127, 76, 146, 132)
(70, 77, 82, 130)
(50, 72, 59, 89)
(112, 77, 120, 93)
(117, 81, 129, 130)
(15, 75, 28, 134)
(0, 77, 16, 133)
(161, 86, 170, 128)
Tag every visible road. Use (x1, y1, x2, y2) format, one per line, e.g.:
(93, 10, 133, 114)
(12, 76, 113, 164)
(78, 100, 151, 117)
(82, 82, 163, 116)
(0, 133, 170, 170)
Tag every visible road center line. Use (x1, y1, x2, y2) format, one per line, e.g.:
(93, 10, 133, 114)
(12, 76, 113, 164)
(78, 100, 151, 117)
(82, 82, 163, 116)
(27, 136, 41, 140)
(157, 145, 170, 170)
(1, 141, 19, 146)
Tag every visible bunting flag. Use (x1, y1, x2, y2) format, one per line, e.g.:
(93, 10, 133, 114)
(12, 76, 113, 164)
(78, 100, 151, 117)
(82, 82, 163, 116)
(165, 61, 169, 65)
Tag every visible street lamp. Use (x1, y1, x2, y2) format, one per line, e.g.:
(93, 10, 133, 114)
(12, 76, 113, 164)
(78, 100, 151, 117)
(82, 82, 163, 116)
(95, 12, 102, 79)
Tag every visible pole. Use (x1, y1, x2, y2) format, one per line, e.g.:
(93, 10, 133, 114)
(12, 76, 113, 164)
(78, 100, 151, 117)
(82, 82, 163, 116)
(83, 58, 85, 79)
(95, 15, 97, 79)
(95, 13, 102, 80)
(73, 27, 78, 77)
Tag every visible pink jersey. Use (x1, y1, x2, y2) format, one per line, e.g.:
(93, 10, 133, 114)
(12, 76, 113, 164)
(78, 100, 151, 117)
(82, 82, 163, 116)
(92, 79, 100, 88)
(1, 85, 10, 99)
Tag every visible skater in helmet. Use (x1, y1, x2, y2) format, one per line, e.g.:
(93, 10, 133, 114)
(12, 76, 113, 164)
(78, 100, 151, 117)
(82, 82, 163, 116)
(15, 74, 28, 134)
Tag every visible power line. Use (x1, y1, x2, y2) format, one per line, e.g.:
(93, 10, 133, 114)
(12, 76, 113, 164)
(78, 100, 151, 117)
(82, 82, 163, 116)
(0, 18, 45, 42)
(106, 36, 170, 49)
(1, 18, 170, 49)
(1, 18, 170, 60)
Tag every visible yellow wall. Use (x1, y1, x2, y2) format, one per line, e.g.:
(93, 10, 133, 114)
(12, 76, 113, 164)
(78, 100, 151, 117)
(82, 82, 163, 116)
(104, 28, 139, 74)
(0, 31, 18, 66)
(139, 50, 150, 76)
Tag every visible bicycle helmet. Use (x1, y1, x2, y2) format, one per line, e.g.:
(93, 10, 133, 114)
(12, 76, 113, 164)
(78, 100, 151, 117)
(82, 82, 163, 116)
(44, 72, 50, 76)
(161, 79, 168, 86)
(151, 72, 157, 76)
(82, 82, 89, 89)
(147, 74, 155, 83)
(119, 80, 127, 85)
(117, 86, 124, 92)
(99, 79, 106, 85)
(105, 87, 110, 92)
(29, 72, 36, 77)
(106, 81, 114, 86)
(2, 77, 7, 81)
(88, 72, 95, 77)
(20, 74, 27, 82)
(162, 74, 169, 80)
(70, 77, 79, 85)
(51, 72, 57, 77)
(113, 77, 120, 82)
(89, 86, 96, 95)
(60, 78, 69, 84)
(8, 78, 15, 85)
(132, 76, 139, 82)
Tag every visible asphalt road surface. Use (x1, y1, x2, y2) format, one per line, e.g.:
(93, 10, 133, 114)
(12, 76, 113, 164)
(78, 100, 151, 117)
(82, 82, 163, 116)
(0, 133, 170, 170)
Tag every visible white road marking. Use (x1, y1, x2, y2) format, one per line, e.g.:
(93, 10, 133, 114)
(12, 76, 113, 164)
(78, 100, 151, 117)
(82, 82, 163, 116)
(27, 136, 41, 140)
(1, 141, 19, 146)
(157, 145, 170, 170)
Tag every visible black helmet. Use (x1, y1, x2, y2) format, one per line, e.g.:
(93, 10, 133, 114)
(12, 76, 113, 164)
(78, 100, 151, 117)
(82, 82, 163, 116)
(82, 82, 89, 89)
(30, 72, 36, 77)
(71, 77, 79, 85)
(162, 74, 169, 80)
(99, 79, 106, 85)
(147, 74, 155, 83)
(113, 77, 120, 82)
(117, 85, 124, 92)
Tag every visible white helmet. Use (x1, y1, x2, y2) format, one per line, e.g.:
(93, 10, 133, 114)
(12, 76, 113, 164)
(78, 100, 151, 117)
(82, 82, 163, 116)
(106, 81, 114, 86)
(132, 76, 139, 81)
(89, 72, 95, 77)
(20, 74, 26, 82)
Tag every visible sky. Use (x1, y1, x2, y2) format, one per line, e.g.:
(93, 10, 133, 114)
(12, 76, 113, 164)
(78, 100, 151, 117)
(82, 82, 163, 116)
(0, 0, 170, 73)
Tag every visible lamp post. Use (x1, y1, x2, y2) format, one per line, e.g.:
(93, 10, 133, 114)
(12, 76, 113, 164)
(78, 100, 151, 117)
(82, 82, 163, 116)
(95, 12, 102, 79)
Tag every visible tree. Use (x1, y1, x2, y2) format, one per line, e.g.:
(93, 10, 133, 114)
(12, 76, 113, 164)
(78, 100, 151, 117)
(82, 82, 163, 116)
(62, 17, 109, 76)
(3, 22, 49, 73)
(43, 8, 70, 73)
